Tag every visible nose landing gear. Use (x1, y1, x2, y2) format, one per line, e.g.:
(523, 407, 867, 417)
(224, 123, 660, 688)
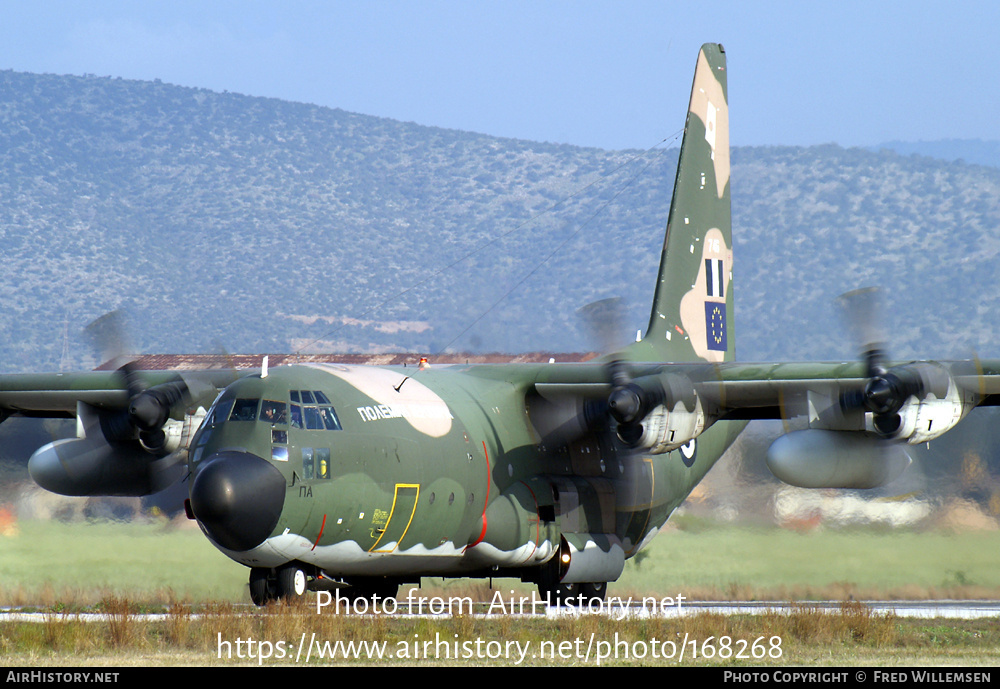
(249, 564, 309, 605)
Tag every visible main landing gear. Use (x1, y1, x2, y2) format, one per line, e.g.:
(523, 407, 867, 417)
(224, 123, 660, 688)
(536, 555, 608, 607)
(249, 564, 309, 606)
(536, 580, 608, 607)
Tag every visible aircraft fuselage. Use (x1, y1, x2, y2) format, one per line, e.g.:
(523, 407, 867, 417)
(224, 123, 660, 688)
(187, 362, 743, 587)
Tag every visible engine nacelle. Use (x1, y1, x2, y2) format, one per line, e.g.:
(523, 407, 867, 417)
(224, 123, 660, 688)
(626, 397, 712, 454)
(138, 409, 207, 454)
(867, 372, 975, 444)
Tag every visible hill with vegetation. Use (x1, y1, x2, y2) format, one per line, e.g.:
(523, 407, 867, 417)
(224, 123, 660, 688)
(2, 70, 999, 373)
(873, 138, 1000, 169)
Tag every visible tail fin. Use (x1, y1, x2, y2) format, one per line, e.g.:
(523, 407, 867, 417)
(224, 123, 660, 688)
(631, 43, 733, 364)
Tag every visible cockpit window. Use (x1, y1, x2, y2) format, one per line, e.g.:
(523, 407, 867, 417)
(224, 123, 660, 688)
(260, 400, 287, 424)
(204, 398, 234, 427)
(304, 406, 322, 430)
(320, 407, 342, 430)
(300, 406, 343, 430)
(229, 398, 260, 421)
(286, 391, 342, 431)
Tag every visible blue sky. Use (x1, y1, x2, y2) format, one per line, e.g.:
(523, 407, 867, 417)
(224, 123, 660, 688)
(1, 1, 997, 150)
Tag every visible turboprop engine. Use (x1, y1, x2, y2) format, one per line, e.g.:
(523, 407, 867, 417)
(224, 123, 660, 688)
(854, 363, 976, 443)
(28, 379, 209, 497)
(766, 362, 977, 489)
(607, 372, 714, 453)
(529, 369, 716, 455)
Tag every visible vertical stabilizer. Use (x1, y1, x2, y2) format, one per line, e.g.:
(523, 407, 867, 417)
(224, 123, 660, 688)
(631, 43, 733, 364)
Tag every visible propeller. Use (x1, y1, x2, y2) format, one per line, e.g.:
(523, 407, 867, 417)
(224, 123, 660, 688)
(83, 310, 218, 451)
(836, 287, 885, 378)
(575, 298, 657, 551)
(767, 288, 918, 490)
(576, 298, 653, 443)
(29, 311, 217, 497)
(571, 298, 698, 448)
(836, 287, 924, 436)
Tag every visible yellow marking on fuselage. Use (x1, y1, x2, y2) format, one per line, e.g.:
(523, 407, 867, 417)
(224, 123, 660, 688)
(369, 483, 421, 553)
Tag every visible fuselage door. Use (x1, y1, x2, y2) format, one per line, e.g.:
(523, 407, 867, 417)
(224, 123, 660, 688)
(368, 483, 420, 553)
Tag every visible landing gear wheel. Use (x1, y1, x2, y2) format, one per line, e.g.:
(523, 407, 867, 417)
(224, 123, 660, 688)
(580, 582, 607, 601)
(538, 581, 581, 607)
(277, 565, 308, 601)
(249, 567, 275, 606)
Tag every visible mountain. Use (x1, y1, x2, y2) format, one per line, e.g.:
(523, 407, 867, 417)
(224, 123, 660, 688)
(871, 139, 1000, 169)
(2, 70, 1000, 373)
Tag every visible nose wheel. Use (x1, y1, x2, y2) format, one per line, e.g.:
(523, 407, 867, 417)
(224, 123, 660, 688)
(249, 564, 310, 606)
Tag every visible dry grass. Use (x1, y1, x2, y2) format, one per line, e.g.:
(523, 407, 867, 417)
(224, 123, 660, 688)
(101, 596, 138, 650)
(3, 595, 994, 667)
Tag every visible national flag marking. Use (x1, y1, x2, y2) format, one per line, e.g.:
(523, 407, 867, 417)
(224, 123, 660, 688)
(705, 258, 725, 298)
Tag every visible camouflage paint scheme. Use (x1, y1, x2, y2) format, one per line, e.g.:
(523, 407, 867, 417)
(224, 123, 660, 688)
(6, 45, 1000, 603)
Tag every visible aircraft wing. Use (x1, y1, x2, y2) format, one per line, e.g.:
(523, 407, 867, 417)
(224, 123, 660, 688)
(0, 369, 241, 419)
(529, 356, 1000, 488)
(535, 358, 1000, 417)
(699, 359, 1000, 417)
(0, 367, 243, 497)
(707, 359, 1000, 417)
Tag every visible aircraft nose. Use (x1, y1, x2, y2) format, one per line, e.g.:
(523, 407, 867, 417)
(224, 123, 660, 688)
(190, 450, 285, 552)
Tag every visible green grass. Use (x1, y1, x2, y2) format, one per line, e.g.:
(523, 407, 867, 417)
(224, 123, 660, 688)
(0, 519, 247, 604)
(616, 520, 1000, 600)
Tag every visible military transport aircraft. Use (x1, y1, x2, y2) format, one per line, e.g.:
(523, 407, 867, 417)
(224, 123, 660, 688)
(6, 44, 1000, 605)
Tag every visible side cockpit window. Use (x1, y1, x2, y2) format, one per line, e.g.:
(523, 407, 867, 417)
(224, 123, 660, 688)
(304, 406, 322, 430)
(302, 447, 331, 480)
(204, 397, 234, 427)
(260, 400, 287, 425)
(229, 398, 260, 421)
